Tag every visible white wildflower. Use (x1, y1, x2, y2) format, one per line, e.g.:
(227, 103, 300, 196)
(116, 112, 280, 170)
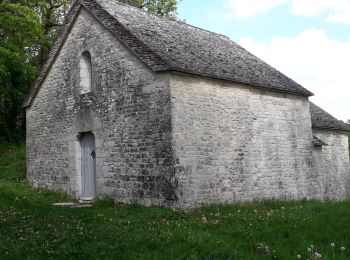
(331, 242, 335, 247)
(307, 248, 312, 252)
(310, 245, 315, 249)
(296, 254, 301, 259)
(315, 252, 321, 258)
(341, 246, 346, 251)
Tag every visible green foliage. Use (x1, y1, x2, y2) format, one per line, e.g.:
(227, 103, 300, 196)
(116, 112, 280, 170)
(1, 144, 350, 259)
(0, 3, 42, 142)
(8, 0, 73, 63)
(0, 0, 180, 143)
(118, 0, 180, 19)
(0, 141, 26, 181)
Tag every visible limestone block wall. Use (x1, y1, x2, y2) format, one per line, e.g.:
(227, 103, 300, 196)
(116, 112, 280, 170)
(170, 74, 316, 208)
(312, 129, 350, 200)
(26, 6, 350, 209)
(26, 7, 175, 206)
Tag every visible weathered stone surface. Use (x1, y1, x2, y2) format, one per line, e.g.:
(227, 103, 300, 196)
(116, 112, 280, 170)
(311, 129, 350, 200)
(52, 202, 77, 206)
(170, 75, 316, 208)
(23, 0, 313, 109)
(26, 5, 350, 209)
(169, 75, 350, 208)
(27, 8, 175, 207)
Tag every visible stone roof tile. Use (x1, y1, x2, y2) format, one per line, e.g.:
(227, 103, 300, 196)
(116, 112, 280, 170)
(310, 102, 350, 132)
(23, 0, 314, 107)
(313, 135, 327, 146)
(95, 0, 313, 96)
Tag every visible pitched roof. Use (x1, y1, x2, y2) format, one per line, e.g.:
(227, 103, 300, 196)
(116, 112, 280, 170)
(23, 0, 314, 108)
(310, 102, 350, 132)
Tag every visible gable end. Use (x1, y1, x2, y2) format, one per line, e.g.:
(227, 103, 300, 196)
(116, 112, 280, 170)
(24, 0, 314, 108)
(22, 1, 82, 108)
(23, 0, 169, 108)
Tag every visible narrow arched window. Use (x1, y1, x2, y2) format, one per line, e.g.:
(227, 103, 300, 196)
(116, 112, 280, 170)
(80, 51, 92, 94)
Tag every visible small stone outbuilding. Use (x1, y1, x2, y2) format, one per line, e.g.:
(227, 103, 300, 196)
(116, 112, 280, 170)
(24, 0, 350, 209)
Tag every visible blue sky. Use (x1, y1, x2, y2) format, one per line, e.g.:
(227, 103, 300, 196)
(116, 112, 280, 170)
(177, 0, 350, 121)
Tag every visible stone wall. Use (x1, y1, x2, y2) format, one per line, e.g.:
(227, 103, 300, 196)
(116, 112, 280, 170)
(170, 74, 317, 208)
(26, 7, 175, 206)
(312, 129, 350, 200)
(26, 7, 350, 209)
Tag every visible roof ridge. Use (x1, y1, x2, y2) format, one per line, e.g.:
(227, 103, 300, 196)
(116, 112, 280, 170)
(23, 0, 170, 108)
(174, 20, 231, 41)
(82, 0, 169, 70)
(98, 0, 164, 17)
(311, 102, 341, 122)
(24, 0, 315, 108)
(99, 0, 231, 40)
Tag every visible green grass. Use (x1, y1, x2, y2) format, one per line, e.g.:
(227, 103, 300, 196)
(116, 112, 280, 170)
(1, 143, 350, 259)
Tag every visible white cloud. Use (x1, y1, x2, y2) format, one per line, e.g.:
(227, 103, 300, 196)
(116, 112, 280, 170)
(291, 0, 331, 17)
(239, 29, 350, 121)
(224, 0, 350, 25)
(292, 0, 350, 25)
(224, 0, 288, 19)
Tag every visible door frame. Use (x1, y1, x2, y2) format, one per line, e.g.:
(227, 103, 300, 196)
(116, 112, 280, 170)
(79, 131, 97, 200)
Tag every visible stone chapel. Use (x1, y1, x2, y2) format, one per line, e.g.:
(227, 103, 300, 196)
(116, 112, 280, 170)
(24, 0, 350, 209)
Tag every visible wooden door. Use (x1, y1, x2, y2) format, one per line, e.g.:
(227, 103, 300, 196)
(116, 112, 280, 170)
(81, 132, 96, 199)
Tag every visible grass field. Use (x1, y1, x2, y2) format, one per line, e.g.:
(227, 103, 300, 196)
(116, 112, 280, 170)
(1, 143, 350, 259)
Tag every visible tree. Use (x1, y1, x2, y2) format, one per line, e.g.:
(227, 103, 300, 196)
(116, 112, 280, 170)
(0, 2, 43, 142)
(118, 0, 180, 19)
(0, 0, 180, 143)
(13, 0, 180, 63)
(8, 0, 72, 64)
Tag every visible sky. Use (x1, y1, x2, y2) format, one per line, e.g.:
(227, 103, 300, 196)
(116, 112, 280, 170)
(177, 0, 350, 121)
